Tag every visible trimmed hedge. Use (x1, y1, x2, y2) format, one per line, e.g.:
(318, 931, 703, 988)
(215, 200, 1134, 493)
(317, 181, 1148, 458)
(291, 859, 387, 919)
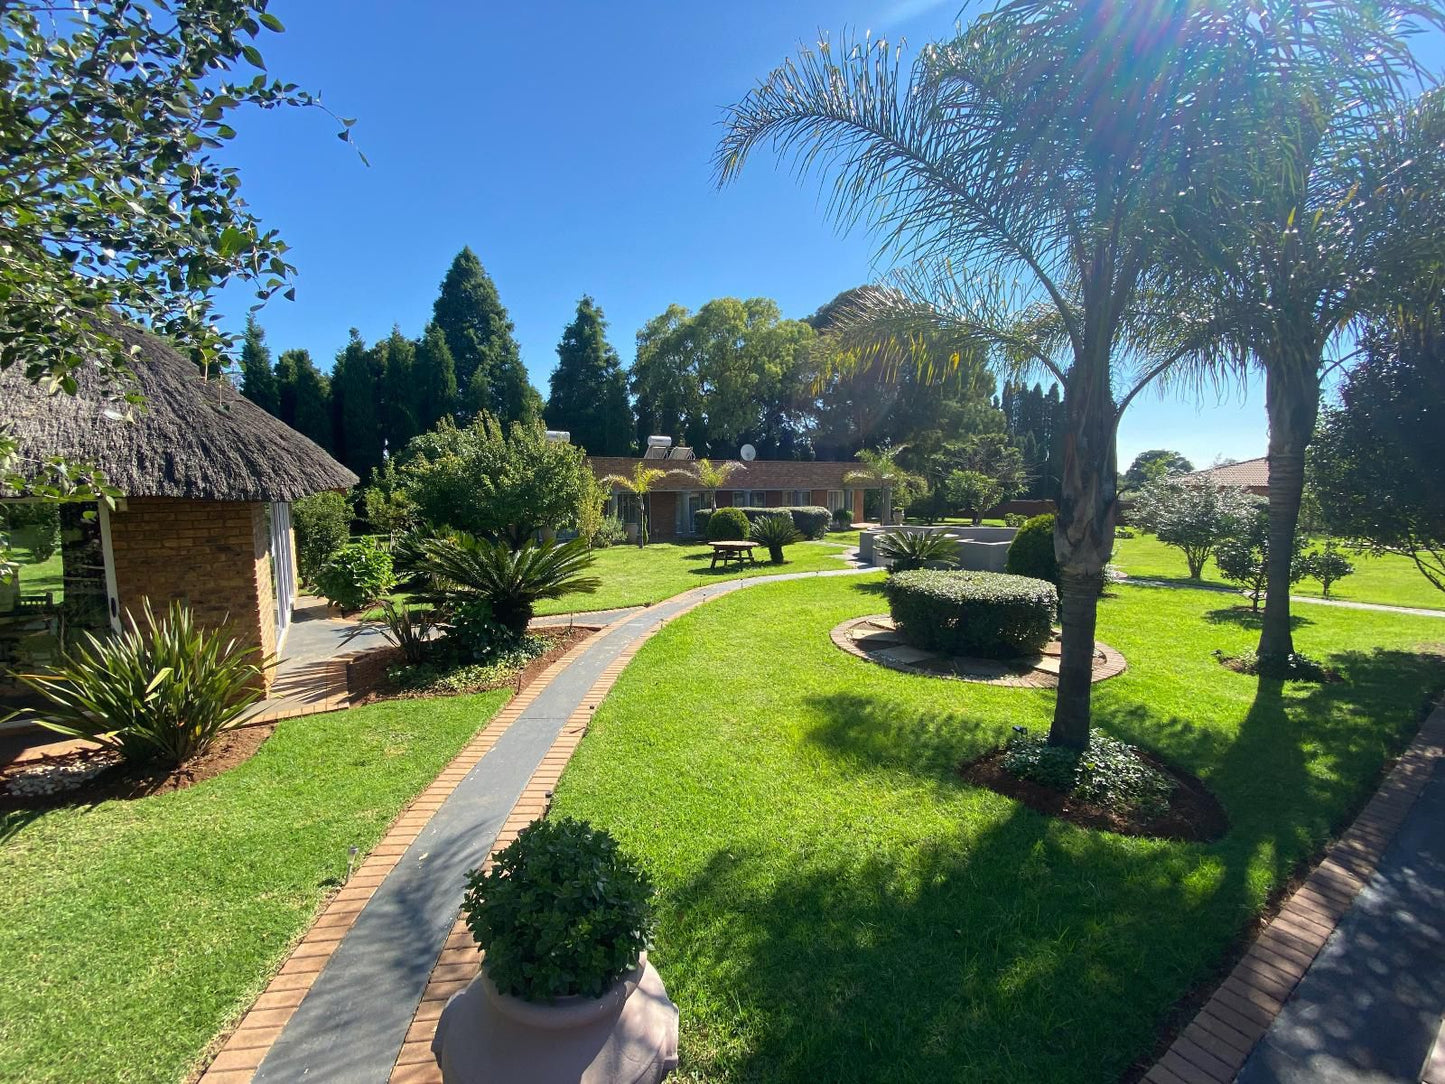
(883, 569, 1057, 659)
(1005, 513, 1060, 585)
(694, 505, 831, 540)
(705, 507, 752, 541)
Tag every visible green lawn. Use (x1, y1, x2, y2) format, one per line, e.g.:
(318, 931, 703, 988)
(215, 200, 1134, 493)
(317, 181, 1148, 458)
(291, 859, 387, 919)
(1114, 532, 1445, 611)
(551, 575, 1444, 1083)
(0, 690, 509, 1084)
(10, 542, 63, 600)
(530, 537, 857, 616)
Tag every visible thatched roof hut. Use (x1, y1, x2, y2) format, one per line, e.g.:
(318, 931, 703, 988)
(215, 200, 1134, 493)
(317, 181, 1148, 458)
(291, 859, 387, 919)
(1, 325, 356, 500)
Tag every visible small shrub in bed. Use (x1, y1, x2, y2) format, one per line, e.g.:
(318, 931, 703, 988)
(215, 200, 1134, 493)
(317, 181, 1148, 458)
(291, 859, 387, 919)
(463, 817, 653, 1001)
(706, 506, 752, 541)
(1004, 514, 1059, 585)
(832, 506, 854, 530)
(1002, 731, 1175, 817)
(317, 539, 396, 611)
(883, 570, 1056, 658)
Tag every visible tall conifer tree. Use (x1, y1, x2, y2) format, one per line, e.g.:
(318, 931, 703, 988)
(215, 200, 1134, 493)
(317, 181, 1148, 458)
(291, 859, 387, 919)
(275, 348, 333, 452)
(332, 329, 384, 477)
(413, 322, 458, 432)
(378, 325, 420, 453)
(545, 295, 635, 455)
(431, 247, 540, 423)
(238, 313, 280, 416)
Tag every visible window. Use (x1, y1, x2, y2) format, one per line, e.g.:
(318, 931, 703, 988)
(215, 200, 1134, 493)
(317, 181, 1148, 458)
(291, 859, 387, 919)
(731, 491, 747, 508)
(827, 490, 844, 512)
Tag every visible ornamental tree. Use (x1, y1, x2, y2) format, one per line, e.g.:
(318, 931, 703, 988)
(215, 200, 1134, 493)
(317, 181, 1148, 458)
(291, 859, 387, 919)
(945, 470, 1002, 526)
(1132, 478, 1258, 579)
(1216, 507, 1307, 613)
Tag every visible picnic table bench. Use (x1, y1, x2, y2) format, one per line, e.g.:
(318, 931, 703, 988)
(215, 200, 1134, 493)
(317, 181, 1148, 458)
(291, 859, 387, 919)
(708, 540, 760, 570)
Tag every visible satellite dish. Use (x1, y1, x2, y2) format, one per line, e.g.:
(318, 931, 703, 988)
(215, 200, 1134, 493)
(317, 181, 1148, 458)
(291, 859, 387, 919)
(740, 444, 757, 462)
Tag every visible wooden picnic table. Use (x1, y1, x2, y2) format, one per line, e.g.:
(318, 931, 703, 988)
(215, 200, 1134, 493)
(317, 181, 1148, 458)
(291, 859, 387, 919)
(708, 540, 760, 570)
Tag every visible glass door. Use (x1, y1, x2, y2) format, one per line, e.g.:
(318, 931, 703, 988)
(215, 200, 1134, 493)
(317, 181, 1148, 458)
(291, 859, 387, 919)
(269, 502, 296, 648)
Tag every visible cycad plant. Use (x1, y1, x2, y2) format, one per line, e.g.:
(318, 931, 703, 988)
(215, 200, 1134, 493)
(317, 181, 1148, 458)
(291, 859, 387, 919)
(418, 532, 600, 635)
(877, 529, 961, 573)
(17, 601, 271, 768)
(750, 514, 801, 563)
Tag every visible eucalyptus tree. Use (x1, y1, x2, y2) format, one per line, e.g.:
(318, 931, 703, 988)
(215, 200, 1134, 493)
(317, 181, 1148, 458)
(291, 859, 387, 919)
(717, 0, 1240, 747)
(1169, 14, 1445, 671)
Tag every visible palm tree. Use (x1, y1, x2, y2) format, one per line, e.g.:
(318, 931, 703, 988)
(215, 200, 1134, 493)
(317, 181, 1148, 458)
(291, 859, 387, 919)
(600, 463, 683, 548)
(717, 0, 1242, 748)
(843, 445, 918, 526)
(1166, 15, 1445, 673)
(685, 457, 746, 510)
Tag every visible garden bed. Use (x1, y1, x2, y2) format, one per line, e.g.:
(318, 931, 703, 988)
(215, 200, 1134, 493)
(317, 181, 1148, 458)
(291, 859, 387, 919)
(349, 625, 592, 704)
(958, 744, 1228, 842)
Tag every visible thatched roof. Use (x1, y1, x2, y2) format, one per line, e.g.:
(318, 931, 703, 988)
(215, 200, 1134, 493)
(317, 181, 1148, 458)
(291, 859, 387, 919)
(1, 325, 357, 502)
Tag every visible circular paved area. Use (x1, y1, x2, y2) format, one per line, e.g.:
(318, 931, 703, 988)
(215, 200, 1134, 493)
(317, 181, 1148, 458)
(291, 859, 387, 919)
(831, 614, 1126, 688)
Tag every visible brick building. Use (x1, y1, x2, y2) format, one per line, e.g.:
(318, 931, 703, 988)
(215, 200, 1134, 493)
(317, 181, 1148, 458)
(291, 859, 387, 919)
(1, 326, 356, 691)
(588, 445, 879, 542)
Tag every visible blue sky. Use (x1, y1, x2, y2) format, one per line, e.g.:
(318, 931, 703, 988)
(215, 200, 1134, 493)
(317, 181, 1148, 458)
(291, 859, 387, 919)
(217, 0, 1439, 471)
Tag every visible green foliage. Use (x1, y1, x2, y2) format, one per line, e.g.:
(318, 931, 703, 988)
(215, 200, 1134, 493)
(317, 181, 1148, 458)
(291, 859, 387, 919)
(599, 464, 679, 547)
(317, 540, 396, 612)
(751, 514, 802, 563)
(545, 296, 635, 455)
(591, 516, 628, 548)
(290, 490, 353, 585)
(845, 446, 919, 526)
(0, 0, 349, 392)
(433, 247, 538, 424)
(396, 415, 589, 547)
(238, 314, 280, 416)
(414, 322, 459, 432)
(417, 532, 600, 635)
(1214, 647, 1336, 684)
(1122, 450, 1193, 492)
(3, 503, 61, 562)
(274, 348, 333, 452)
(877, 529, 961, 572)
(1002, 732, 1174, 817)
(463, 818, 653, 1002)
(706, 507, 752, 541)
(1215, 509, 1306, 612)
(884, 569, 1057, 658)
(332, 330, 385, 479)
(440, 599, 513, 663)
(697, 506, 831, 540)
(944, 469, 1002, 524)
(573, 469, 610, 549)
(17, 601, 269, 768)
(388, 634, 549, 696)
(1131, 479, 1258, 579)
(360, 460, 416, 536)
(832, 506, 854, 529)
(373, 601, 435, 665)
(1004, 514, 1059, 586)
(1302, 541, 1356, 599)
(1003, 513, 1028, 528)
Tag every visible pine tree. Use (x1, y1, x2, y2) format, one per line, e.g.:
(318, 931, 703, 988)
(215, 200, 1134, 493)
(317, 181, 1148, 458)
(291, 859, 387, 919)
(431, 247, 540, 424)
(413, 322, 458, 432)
(275, 348, 333, 451)
(545, 295, 635, 455)
(332, 329, 384, 478)
(238, 313, 280, 416)
(378, 325, 420, 453)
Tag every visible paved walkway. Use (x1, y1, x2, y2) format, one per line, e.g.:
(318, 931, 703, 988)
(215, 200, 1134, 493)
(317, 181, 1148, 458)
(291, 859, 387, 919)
(1124, 577, 1445, 619)
(205, 565, 870, 1084)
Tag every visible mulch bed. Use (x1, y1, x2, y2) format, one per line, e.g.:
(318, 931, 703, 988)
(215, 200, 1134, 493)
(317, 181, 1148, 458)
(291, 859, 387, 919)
(0, 722, 276, 812)
(959, 746, 1229, 843)
(348, 625, 593, 705)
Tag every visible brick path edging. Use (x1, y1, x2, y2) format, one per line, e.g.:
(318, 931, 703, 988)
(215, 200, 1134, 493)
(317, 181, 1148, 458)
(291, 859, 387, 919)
(1143, 700, 1445, 1084)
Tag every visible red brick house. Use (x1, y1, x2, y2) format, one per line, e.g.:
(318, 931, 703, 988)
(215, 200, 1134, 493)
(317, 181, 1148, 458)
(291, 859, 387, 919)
(588, 448, 877, 541)
(1, 327, 356, 691)
(1180, 456, 1269, 496)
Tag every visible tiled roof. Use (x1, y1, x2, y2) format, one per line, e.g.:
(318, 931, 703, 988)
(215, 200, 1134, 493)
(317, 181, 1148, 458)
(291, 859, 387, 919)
(587, 456, 878, 492)
(1183, 456, 1269, 489)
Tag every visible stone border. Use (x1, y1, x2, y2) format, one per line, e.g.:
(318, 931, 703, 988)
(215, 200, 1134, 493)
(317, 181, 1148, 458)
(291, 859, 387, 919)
(830, 614, 1126, 688)
(1142, 701, 1445, 1084)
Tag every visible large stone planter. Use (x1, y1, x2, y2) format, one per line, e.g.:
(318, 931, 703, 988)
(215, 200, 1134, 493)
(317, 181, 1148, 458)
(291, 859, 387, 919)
(432, 953, 679, 1083)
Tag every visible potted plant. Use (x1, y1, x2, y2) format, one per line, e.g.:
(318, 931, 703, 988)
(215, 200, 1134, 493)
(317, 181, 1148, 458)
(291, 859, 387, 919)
(432, 817, 679, 1083)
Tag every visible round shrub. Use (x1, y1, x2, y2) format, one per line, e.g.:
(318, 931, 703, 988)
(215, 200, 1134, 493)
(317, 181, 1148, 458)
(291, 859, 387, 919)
(291, 490, 353, 585)
(883, 569, 1057, 659)
(706, 506, 752, 541)
(316, 539, 396, 611)
(832, 506, 853, 530)
(1004, 513, 1059, 585)
(463, 817, 653, 1002)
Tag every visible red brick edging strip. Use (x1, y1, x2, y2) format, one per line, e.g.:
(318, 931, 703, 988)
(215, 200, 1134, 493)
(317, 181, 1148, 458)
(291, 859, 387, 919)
(1143, 700, 1445, 1084)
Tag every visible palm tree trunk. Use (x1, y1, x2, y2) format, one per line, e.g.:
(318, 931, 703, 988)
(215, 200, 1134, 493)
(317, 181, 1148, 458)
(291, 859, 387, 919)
(1049, 359, 1117, 751)
(1257, 350, 1320, 670)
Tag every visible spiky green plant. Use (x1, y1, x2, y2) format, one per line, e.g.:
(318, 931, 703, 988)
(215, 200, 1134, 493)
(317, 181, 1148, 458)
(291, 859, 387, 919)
(418, 532, 600, 635)
(17, 601, 271, 767)
(374, 600, 436, 664)
(877, 529, 961, 573)
(750, 513, 801, 563)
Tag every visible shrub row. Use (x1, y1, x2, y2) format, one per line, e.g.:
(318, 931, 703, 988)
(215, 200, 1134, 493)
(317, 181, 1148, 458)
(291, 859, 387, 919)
(883, 569, 1057, 659)
(694, 505, 831, 540)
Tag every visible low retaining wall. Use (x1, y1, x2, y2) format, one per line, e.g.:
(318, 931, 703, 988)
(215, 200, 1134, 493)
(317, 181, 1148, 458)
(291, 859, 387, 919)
(860, 525, 1018, 570)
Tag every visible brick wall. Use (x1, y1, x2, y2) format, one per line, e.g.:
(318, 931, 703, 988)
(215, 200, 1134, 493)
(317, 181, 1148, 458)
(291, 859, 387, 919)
(810, 488, 829, 507)
(649, 492, 678, 541)
(107, 498, 278, 690)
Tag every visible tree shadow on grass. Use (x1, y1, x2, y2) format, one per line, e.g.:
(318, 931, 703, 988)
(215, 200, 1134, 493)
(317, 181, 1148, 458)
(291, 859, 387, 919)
(661, 800, 1249, 1084)
(1203, 606, 1314, 630)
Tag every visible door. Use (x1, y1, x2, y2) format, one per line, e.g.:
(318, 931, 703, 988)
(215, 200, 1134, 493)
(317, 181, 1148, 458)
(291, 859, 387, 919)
(269, 502, 296, 649)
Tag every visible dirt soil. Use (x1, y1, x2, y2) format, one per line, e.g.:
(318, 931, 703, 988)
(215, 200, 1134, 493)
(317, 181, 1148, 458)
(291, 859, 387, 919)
(959, 746, 1229, 843)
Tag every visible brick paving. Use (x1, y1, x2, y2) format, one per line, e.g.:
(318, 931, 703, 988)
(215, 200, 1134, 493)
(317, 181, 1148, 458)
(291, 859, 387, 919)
(1143, 701, 1445, 1084)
